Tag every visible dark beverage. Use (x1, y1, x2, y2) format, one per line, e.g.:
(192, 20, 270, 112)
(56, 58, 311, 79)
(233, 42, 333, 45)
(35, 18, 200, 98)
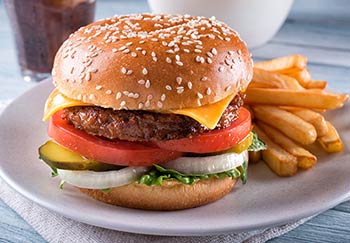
(4, 0, 95, 81)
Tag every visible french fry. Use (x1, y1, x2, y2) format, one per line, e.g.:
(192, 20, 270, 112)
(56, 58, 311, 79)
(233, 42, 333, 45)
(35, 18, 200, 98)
(254, 55, 307, 71)
(288, 109, 328, 137)
(317, 121, 343, 153)
(305, 80, 327, 89)
(253, 105, 317, 145)
(278, 68, 311, 87)
(253, 68, 304, 90)
(254, 125, 298, 176)
(248, 151, 261, 164)
(257, 121, 317, 170)
(245, 88, 348, 110)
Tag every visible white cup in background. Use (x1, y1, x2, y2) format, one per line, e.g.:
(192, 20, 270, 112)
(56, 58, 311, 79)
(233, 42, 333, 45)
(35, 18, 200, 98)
(147, 0, 294, 48)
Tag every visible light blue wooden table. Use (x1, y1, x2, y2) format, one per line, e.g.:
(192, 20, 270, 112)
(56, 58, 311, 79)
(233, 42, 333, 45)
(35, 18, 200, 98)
(0, 0, 349, 242)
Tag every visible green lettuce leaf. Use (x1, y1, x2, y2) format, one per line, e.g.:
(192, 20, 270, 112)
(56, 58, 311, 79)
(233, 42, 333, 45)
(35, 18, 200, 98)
(138, 162, 247, 186)
(248, 130, 266, 152)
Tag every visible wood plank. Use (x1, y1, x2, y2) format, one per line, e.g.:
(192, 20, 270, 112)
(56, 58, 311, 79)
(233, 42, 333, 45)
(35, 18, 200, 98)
(269, 202, 350, 243)
(274, 22, 350, 51)
(252, 42, 350, 68)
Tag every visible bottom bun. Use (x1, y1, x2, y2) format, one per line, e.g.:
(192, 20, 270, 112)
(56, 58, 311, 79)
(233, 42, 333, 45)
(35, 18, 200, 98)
(79, 177, 237, 211)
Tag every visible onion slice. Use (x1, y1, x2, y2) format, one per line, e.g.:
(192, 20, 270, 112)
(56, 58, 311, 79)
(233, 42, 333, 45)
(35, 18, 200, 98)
(57, 166, 150, 189)
(162, 151, 248, 175)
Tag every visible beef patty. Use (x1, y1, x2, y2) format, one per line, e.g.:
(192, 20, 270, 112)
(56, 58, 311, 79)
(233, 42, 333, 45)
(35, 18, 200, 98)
(62, 93, 245, 142)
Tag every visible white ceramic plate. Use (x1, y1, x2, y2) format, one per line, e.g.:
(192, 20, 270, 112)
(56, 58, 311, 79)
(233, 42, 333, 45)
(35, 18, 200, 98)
(0, 79, 349, 236)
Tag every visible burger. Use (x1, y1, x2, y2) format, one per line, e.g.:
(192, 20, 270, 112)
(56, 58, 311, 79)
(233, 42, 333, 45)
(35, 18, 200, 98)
(39, 14, 263, 210)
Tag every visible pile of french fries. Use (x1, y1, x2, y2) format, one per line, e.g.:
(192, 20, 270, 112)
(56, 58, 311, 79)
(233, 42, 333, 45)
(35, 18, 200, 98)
(245, 55, 349, 176)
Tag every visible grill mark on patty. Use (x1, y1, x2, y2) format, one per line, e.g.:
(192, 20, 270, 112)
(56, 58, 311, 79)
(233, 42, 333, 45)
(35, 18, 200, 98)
(62, 93, 245, 142)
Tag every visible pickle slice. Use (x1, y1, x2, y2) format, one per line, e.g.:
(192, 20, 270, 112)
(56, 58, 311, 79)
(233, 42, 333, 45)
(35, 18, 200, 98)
(39, 140, 122, 171)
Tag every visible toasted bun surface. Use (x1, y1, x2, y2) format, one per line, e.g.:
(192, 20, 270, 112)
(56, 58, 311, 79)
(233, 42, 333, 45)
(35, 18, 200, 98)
(53, 14, 252, 110)
(79, 177, 236, 210)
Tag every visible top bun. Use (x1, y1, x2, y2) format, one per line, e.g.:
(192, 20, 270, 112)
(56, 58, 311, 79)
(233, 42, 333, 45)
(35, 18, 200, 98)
(52, 14, 253, 110)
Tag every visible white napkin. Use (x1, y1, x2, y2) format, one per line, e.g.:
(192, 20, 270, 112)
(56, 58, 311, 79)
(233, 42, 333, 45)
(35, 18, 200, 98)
(0, 100, 312, 243)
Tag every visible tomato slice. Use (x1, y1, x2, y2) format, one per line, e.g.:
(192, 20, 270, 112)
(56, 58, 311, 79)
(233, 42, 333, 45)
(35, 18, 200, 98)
(48, 111, 183, 166)
(154, 108, 252, 153)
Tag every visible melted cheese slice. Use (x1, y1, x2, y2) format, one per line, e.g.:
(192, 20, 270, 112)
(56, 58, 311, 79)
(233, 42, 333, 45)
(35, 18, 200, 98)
(43, 89, 90, 121)
(170, 94, 234, 129)
(43, 89, 234, 129)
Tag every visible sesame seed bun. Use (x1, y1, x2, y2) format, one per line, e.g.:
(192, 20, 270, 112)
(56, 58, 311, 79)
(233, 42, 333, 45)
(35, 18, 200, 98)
(79, 177, 236, 210)
(52, 13, 253, 110)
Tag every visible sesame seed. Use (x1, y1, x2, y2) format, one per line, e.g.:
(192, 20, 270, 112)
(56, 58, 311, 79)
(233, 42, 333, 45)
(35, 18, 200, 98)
(211, 48, 218, 55)
(142, 68, 148, 75)
(141, 50, 147, 55)
(195, 45, 203, 49)
(112, 48, 118, 53)
(175, 55, 180, 61)
(207, 52, 213, 58)
(121, 67, 127, 74)
(145, 80, 150, 88)
(218, 66, 224, 72)
(195, 56, 201, 63)
(85, 72, 91, 81)
(184, 49, 190, 53)
(126, 70, 133, 75)
(161, 94, 166, 101)
(145, 100, 150, 107)
(152, 56, 158, 62)
(176, 61, 184, 66)
(136, 47, 142, 51)
(187, 82, 193, 89)
(157, 101, 163, 108)
(116, 92, 122, 100)
(147, 94, 153, 100)
(166, 50, 175, 54)
(176, 77, 182, 84)
(119, 46, 127, 51)
(122, 49, 130, 54)
(197, 92, 203, 99)
(200, 57, 205, 63)
(151, 51, 156, 57)
(166, 57, 172, 63)
(206, 87, 212, 95)
(225, 37, 231, 41)
(131, 52, 137, 57)
(120, 100, 126, 106)
(139, 40, 145, 44)
(105, 90, 112, 95)
(225, 86, 231, 92)
(165, 85, 172, 90)
(194, 49, 202, 53)
(162, 41, 168, 46)
(138, 102, 144, 109)
(138, 79, 145, 85)
(176, 86, 184, 94)
(151, 38, 158, 42)
(126, 42, 133, 46)
(96, 85, 102, 90)
(134, 93, 140, 99)
(89, 94, 95, 100)
(123, 91, 129, 95)
(201, 76, 208, 81)
(207, 58, 213, 64)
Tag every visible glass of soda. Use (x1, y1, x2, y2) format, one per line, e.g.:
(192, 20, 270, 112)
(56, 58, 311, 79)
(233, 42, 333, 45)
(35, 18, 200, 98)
(4, 0, 96, 82)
